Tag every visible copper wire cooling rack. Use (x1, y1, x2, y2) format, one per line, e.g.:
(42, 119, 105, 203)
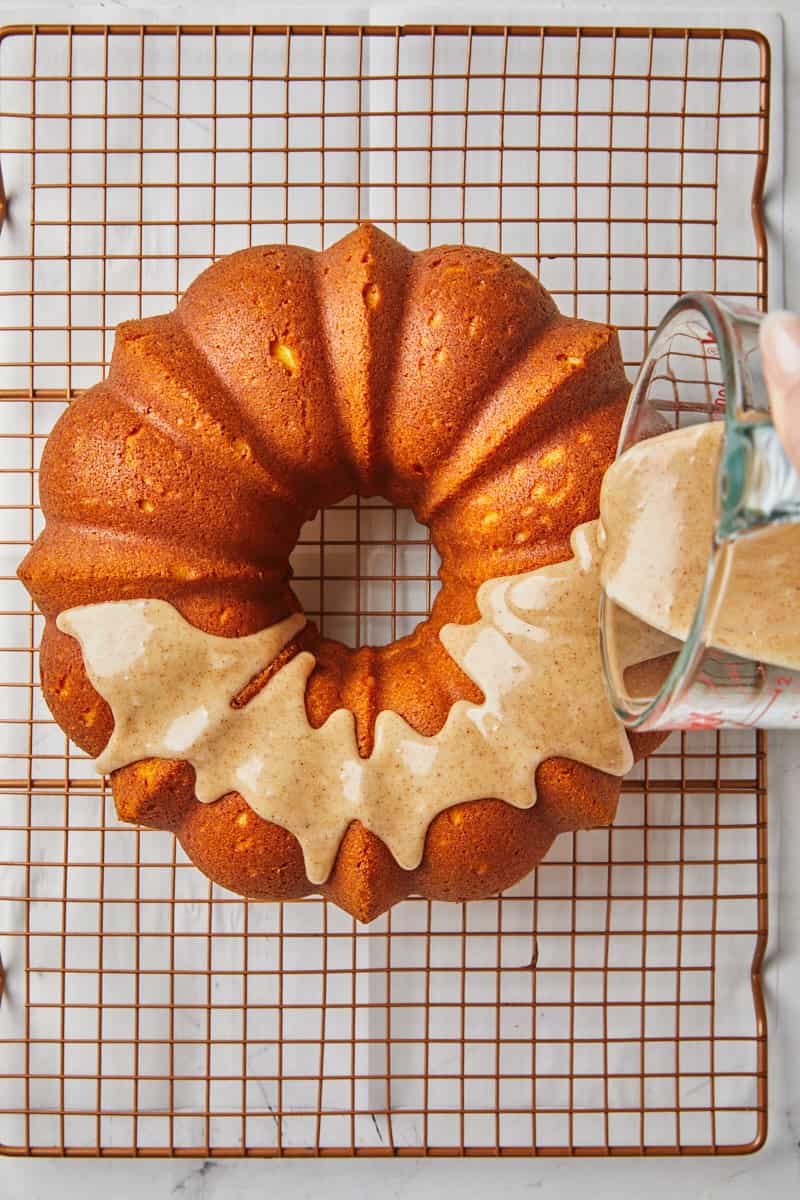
(0, 23, 769, 1157)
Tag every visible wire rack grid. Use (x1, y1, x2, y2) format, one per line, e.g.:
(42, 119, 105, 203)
(0, 23, 769, 1157)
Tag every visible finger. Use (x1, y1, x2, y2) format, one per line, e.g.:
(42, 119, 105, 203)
(759, 309, 800, 473)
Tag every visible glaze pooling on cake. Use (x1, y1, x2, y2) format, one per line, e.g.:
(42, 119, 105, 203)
(58, 520, 631, 885)
(20, 223, 661, 921)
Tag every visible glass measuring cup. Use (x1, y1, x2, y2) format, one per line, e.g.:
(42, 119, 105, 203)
(600, 293, 800, 731)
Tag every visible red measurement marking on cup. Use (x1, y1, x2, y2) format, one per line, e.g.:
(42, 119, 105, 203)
(742, 691, 782, 726)
(684, 665, 798, 729)
(687, 710, 726, 730)
(736, 675, 797, 728)
(687, 321, 720, 357)
(686, 325, 725, 409)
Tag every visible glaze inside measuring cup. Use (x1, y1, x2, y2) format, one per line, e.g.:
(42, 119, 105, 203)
(599, 293, 800, 731)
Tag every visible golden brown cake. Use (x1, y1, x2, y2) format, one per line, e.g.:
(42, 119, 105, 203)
(19, 223, 659, 922)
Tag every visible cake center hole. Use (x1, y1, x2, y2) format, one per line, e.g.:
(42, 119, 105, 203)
(290, 497, 442, 648)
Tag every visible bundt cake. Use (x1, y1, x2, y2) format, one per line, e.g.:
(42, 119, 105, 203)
(19, 223, 660, 922)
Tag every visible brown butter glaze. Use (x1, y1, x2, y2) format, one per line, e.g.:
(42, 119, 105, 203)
(601, 421, 800, 669)
(59, 520, 631, 885)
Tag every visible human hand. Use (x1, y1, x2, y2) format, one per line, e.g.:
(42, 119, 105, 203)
(760, 310, 800, 471)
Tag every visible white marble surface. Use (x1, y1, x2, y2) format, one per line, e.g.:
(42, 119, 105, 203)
(1, 0, 799, 1195)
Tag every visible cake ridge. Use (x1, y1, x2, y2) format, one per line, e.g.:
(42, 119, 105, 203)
(422, 320, 628, 522)
(364, 227, 416, 495)
(378, 243, 559, 504)
(314, 223, 416, 495)
(114, 312, 300, 506)
(170, 307, 323, 508)
(417, 311, 566, 522)
(175, 243, 350, 509)
(103, 372, 297, 516)
(24, 519, 286, 586)
(370, 245, 427, 503)
(34, 369, 301, 574)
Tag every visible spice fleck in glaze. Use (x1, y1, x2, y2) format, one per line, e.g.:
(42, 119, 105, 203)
(19, 224, 661, 922)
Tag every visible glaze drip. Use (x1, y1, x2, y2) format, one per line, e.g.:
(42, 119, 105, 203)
(57, 520, 632, 885)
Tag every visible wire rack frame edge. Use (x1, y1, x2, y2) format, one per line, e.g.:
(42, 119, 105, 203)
(0, 21, 769, 1158)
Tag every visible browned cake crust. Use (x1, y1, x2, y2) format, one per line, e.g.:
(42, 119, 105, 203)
(19, 224, 662, 922)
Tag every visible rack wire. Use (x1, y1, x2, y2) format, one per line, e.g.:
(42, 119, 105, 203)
(0, 23, 769, 1157)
